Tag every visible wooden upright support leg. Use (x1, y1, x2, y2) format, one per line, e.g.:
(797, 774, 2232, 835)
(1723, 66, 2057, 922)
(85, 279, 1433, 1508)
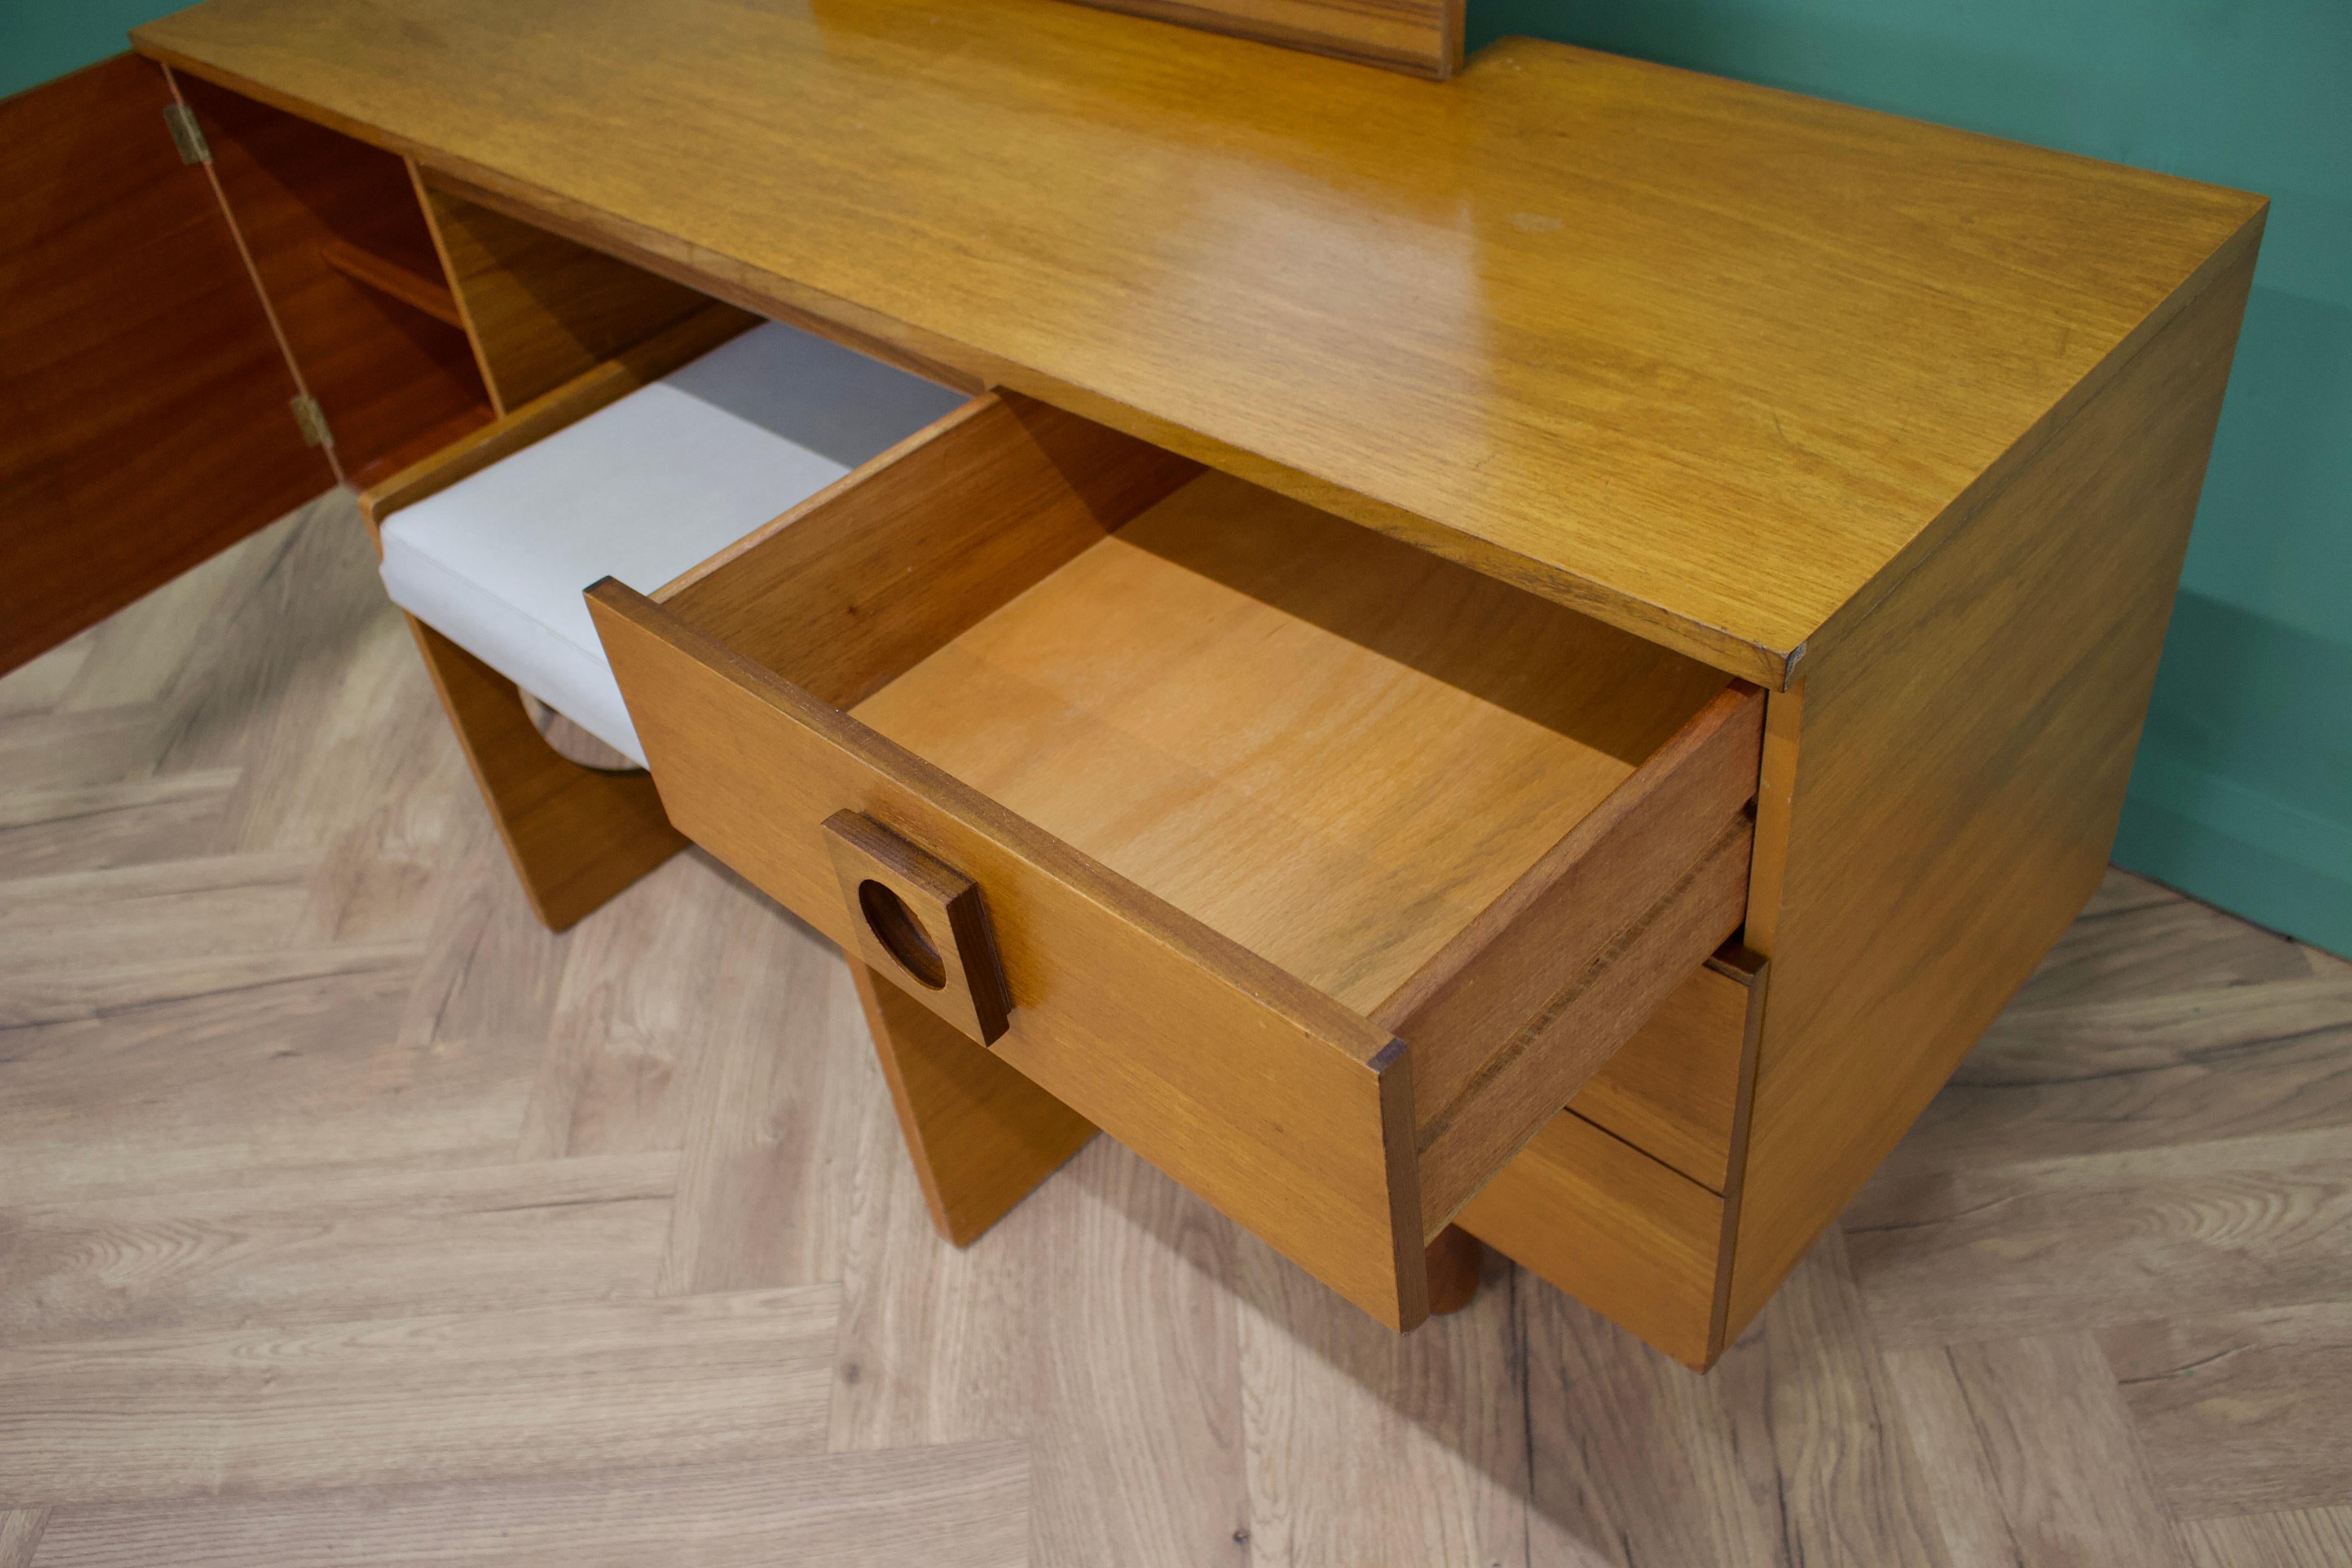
(850, 960, 1097, 1245)
(853, 949, 1488, 1322)
(406, 616, 687, 930)
(1425, 1225, 1484, 1315)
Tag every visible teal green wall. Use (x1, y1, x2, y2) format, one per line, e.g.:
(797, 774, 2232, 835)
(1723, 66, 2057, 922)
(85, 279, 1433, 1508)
(0, 2, 182, 99)
(1476, 1, 2352, 956)
(8, 3, 2346, 951)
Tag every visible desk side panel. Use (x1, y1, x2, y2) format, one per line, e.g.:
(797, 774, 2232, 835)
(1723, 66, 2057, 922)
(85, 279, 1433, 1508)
(1726, 236, 2262, 1334)
(0, 55, 334, 676)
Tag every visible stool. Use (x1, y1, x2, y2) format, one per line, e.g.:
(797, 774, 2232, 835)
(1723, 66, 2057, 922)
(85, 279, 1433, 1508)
(369, 315, 966, 925)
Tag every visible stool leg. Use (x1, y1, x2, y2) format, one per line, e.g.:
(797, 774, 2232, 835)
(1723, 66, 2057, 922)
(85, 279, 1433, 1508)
(1425, 1224, 1484, 1316)
(851, 959, 1096, 1246)
(408, 616, 685, 930)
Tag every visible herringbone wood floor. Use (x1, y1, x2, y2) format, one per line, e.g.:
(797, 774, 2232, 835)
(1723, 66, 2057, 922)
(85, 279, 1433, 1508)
(2, 493, 2347, 1567)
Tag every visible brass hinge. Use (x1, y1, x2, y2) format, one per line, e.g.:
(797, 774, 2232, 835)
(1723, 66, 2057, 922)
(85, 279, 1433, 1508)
(290, 394, 334, 449)
(164, 102, 211, 165)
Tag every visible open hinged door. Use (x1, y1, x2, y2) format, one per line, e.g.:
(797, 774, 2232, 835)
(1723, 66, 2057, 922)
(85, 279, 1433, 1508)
(0, 53, 336, 676)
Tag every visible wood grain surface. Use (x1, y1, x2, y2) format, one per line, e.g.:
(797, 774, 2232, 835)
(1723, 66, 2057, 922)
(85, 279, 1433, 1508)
(402, 618, 686, 930)
(850, 962, 1097, 1246)
(853, 470, 1732, 1025)
(131, 0, 2264, 682)
(1456, 1112, 1727, 1368)
(1069, 0, 1461, 78)
(837, 464, 1749, 1236)
(314, 235, 462, 326)
(415, 171, 715, 412)
(1726, 242, 2264, 1338)
(1567, 947, 1763, 1192)
(663, 392, 1199, 705)
(590, 580, 1429, 1330)
(0, 55, 332, 677)
(4, 493, 2347, 1562)
(170, 70, 493, 486)
(826, 812, 1015, 1045)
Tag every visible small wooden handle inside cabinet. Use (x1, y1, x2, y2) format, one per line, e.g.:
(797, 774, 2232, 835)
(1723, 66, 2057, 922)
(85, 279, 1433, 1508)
(820, 810, 1012, 1046)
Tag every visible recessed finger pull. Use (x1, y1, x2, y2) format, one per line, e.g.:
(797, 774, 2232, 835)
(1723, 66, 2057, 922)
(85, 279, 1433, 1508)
(821, 810, 1012, 1044)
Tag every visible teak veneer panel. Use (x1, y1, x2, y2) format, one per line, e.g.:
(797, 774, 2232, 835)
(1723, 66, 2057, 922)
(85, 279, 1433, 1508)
(416, 172, 717, 412)
(850, 962, 1097, 1247)
(133, 0, 2264, 683)
(852, 470, 1735, 1025)
(1456, 1111, 1727, 1369)
(315, 235, 462, 327)
(590, 580, 1428, 1330)
(595, 396, 1757, 1326)
(1071, 0, 1462, 79)
(1568, 946, 1765, 1193)
(1725, 241, 2264, 1336)
(170, 72, 492, 486)
(663, 394, 1202, 707)
(0, 54, 333, 676)
(403, 618, 687, 932)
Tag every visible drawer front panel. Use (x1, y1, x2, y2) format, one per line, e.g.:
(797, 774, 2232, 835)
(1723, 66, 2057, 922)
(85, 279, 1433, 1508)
(1457, 1110, 1728, 1368)
(1569, 948, 1765, 1193)
(589, 580, 1435, 1330)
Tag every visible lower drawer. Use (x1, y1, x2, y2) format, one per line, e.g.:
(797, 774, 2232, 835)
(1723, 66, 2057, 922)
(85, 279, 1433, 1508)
(1458, 1110, 1730, 1368)
(1571, 943, 1765, 1194)
(1464, 941, 1766, 1367)
(591, 389, 1765, 1330)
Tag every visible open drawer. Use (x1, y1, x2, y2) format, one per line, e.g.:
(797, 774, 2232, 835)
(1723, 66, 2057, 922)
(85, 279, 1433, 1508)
(587, 393, 1764, 1330)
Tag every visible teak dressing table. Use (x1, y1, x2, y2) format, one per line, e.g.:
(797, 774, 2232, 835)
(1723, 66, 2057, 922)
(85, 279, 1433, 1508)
(0, 0, 2264, 1365)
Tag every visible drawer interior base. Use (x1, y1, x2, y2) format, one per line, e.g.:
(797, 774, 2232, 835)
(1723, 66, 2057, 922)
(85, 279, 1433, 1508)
(854, 469, 1733, 1025)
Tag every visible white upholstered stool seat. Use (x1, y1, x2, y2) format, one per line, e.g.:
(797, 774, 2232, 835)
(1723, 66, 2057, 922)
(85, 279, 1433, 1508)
(378, 320, 966, 766)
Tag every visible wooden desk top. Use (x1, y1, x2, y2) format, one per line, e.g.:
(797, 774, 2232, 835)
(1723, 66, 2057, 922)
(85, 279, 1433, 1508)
(135, 0, 2263, 685)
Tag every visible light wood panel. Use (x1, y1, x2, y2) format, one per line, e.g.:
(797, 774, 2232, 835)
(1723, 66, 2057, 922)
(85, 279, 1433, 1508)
(1456, 1112, 1725, 1369)
(663, 391, 1200, 705)
(416, 171, 718, 412)
(589, 580, 1428, 1330)
(29, 1449, 1031, 1568)
(0, 1289, 840, 1507)
(0, 53, 332, 677)
(0, 1510, 43, 1568)
(851, 961, 1097, 1246)
(1518, 1233, 1952, 1565)
(852, 470, 1732, 1027)
(1727, 241, 2264, 1337)
(648, 863, 875, 1295)
(1882, 1333, 2191, 1568)
(171, 70, 493, 488)
(1232, 1233, 1529, 1562)
(133, 0, 2264, 682)
(1569, 947, 1763, 1193)
(403, 618, 686, 931)
(315, 235, 462, 326)
(2103, 1305, 2352, 1519)
(2179, 1509, 2352, 1568)
(1850, 1124, 2352, 1347)
(843, 465, 1750, 1234)
(0, 1155, 674, 1344)
(1068, 0, 1462, 78)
